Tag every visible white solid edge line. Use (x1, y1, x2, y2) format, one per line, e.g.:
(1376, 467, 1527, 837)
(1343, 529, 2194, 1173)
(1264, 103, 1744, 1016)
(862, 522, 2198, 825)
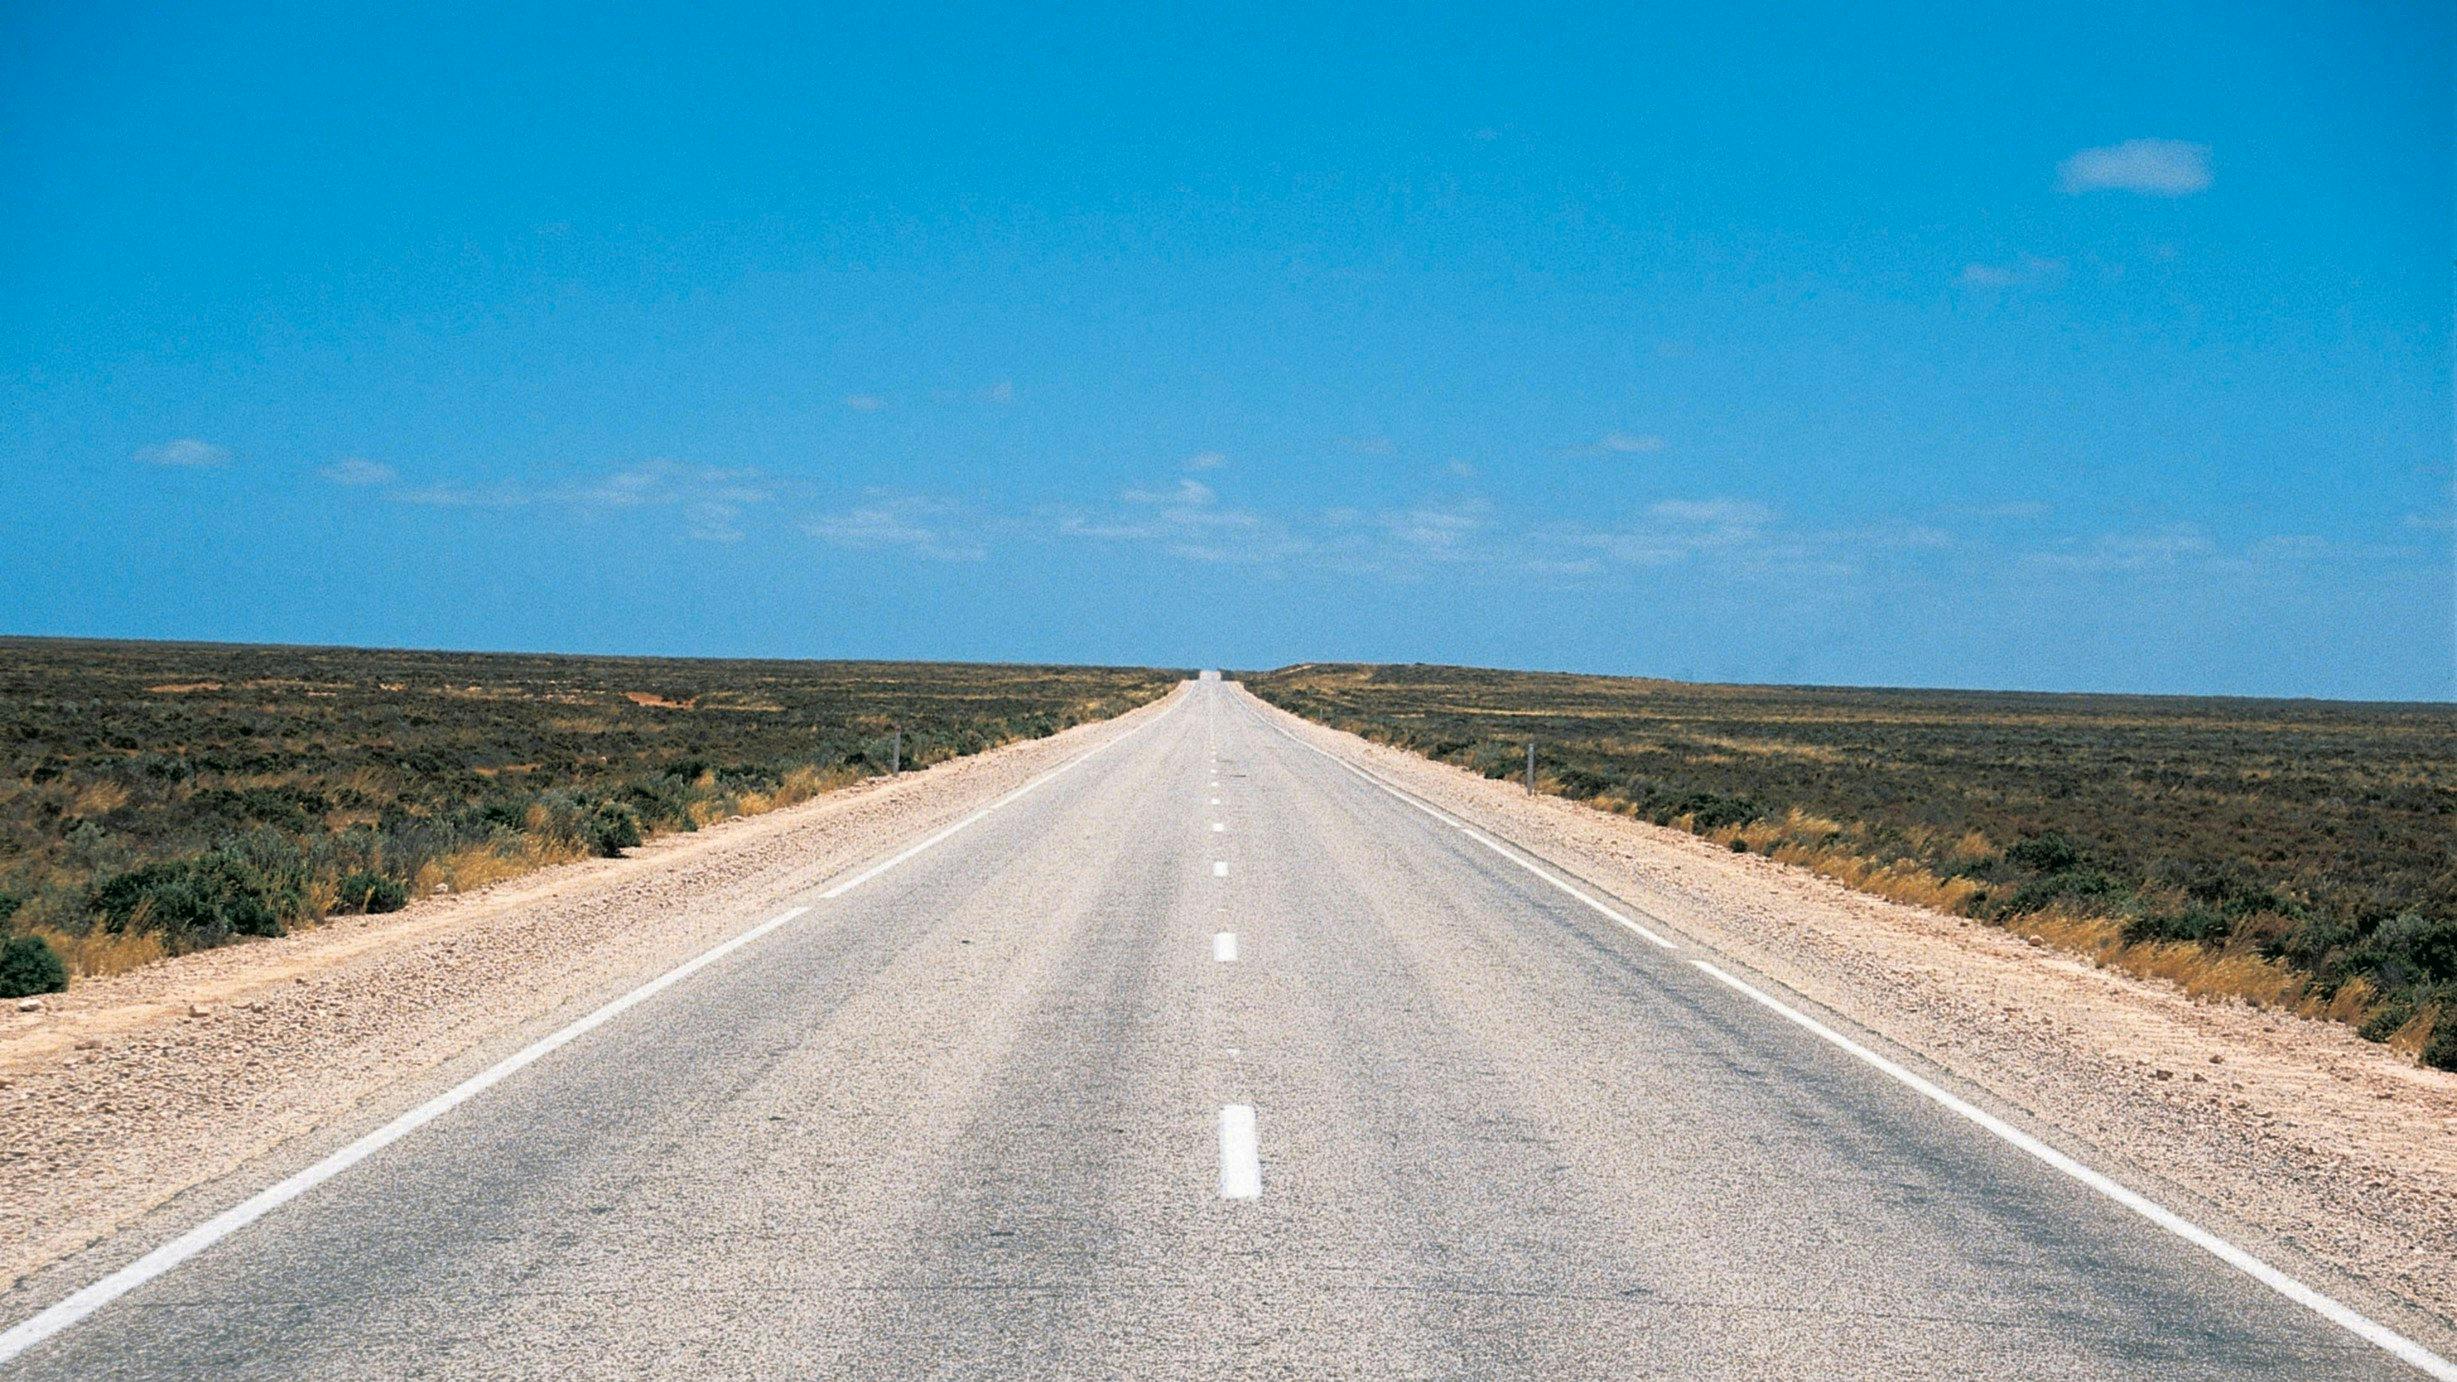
(1688, 958, 2455, 1380)
(1237, 689, 2455, 1381)
(1213, 932, 1238, 962)
(0, 693, 1182, 1368)
(1219, 1104, 1261, 1199)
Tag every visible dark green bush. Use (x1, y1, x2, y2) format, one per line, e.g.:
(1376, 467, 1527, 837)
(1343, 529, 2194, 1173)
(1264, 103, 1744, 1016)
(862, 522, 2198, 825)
(2123, 909, 2232, 946)
(0, 934, 67, 997)
(2006, 834, 2083, 874)
(587, 801, 643, 857)
(1668, 791, 1758, 831)
(88, 847, 304, 950)
(333, 869, 407, 914)
(2339, 913, 2457, 993)
(2003, 868, 2125, 915)
(2424, 1007, 2457, 1072)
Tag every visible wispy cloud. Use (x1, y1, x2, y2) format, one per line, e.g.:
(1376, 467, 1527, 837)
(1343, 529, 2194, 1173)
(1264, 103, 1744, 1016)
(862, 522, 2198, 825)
(1959, 256, 2068, 288)
(1565, 431, 1666, 456)
(134, 438, 229, 468)
(392, 483, 528, 509)
(982, 380, 1015, 405)
(388, 461, 772, 542)
(320, 457, 397, 486)
(2058, 139, 2212, 196)
(803, 495, 985, 561)
(842, 394, 887, 412)
(1338, 436, 1397, 456)
(2027, 524, 2217, 572)
(1184, 450, 1228, 472)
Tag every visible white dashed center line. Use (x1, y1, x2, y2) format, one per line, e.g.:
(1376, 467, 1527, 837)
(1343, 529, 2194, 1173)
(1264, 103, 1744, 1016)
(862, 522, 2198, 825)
(1213, 932, 1238, 962)
(1212, 861, 1229, 877)
(1218, 1105, 1261, 1199)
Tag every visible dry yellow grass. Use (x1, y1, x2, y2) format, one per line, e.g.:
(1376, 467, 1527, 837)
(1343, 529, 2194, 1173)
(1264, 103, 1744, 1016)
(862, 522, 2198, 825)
(410, 839, 583, 898)
(2384, 1005, 2441, 1060)
(35, 926, 165, 977)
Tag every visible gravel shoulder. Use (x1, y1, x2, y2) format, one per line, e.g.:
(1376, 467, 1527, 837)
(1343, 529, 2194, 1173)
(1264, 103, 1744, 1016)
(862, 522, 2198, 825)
(1249, 689, 2457, 1337)
(0, 686, 1184, 1290)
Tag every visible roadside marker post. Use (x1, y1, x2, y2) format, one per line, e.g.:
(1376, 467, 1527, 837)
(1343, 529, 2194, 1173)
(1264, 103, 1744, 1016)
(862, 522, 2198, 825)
(1525, 740, 1535, 795)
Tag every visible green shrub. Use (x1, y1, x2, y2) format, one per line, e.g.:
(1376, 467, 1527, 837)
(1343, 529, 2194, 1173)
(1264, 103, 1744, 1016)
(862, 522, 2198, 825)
(2123, 909, 2232, 946)
(2357, 998, 2414, 1044)
(2364, 913, 2457, 984)
(1668, 791, 1758, 831)
(88, 848, 304, 950)
(333, 869, 407, 914)
(587, 801, 643, 857)
(2424, 1008, 2457, 1072)
(2006, 834, 2083, 874)
(0, 934, 67, 997)
(2003, 868, 2125, 915)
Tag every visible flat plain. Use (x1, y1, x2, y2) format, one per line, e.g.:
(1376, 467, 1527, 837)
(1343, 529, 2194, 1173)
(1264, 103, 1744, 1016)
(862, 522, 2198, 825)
(0, 637, 1179, 979)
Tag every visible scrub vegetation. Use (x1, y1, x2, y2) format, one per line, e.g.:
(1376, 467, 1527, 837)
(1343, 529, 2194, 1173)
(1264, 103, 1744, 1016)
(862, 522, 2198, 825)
(0, 637, 1179, 989)
(1244, 663, 2457, 1069)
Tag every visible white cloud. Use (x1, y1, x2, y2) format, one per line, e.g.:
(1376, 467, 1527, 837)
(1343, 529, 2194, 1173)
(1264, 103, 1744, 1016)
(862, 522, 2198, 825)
(1565, 431, 1666, 456)
(387, 460, 773, 541)
(1121, 477, 1217, 508)
(320, 457, 397, 486)
(1378, 502, 1487, 556)
(2058, 140, 2212, 196)
(843, 394, 887, 412)
(2028, 524, 2217, 572)
(803, 496, 984, 561)
(392, 483, 527, 509)
(134, 438, 229, 468)
(1648, 498, 1771, 527)
(1446, 458, 1476, 478)
(1184, 450, 1228, 471)
(1959, 256, 2068, 288)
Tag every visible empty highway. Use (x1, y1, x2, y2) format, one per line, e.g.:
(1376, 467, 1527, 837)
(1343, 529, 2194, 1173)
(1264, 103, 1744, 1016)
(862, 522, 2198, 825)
(1, 680, 2443, 1378)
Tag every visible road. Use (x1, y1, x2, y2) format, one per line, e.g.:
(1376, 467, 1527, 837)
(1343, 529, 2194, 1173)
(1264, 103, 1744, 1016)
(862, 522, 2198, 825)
(1, 679, 2442, 1378)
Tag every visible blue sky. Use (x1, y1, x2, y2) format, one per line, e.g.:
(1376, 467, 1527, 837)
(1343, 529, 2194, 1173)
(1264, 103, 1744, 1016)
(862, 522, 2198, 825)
(3, 1, 2449, 698)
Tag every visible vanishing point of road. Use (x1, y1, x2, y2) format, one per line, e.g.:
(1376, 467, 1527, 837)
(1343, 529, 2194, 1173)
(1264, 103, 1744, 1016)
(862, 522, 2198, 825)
(2, 679, 2445, 1378)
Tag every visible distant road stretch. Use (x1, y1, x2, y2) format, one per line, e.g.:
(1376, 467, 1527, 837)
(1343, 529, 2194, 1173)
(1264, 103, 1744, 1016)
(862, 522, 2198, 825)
(3, 680, 2445, 1378)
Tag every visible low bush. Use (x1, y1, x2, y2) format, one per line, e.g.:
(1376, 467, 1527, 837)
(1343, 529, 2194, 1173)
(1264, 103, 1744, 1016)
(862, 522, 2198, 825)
(0, 933, 67, 997)
(333, 869, 408, 914)
(2006, 834, 2082, 874)
(87, 845, 306, 950)
(587, 800, 644, 857)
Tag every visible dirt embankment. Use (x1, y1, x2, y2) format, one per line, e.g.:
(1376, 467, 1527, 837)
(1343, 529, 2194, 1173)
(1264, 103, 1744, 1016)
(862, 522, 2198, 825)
(0, 688, 1182, 1291)
(1251, 691, 2457, 1337)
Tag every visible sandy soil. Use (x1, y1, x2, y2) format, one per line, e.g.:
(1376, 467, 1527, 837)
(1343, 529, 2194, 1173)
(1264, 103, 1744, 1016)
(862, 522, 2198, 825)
(1252, 692, 2457, 1337)
(0, 688, 1182, 1289)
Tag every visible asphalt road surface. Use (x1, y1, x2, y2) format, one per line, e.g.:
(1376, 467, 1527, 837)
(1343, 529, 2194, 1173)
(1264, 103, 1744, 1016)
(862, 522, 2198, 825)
(2, 680, 2442, 1378)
